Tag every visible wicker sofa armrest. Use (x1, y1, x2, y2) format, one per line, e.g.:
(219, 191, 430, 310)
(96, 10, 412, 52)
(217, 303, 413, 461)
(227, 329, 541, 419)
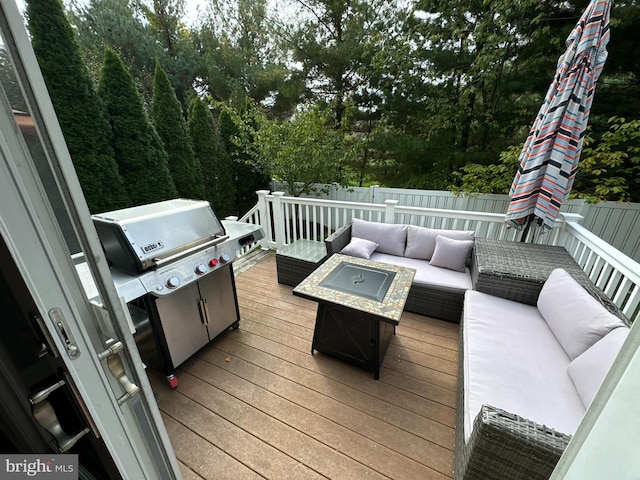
(325, 223, 352, 255)
(456, 404, 571, 480)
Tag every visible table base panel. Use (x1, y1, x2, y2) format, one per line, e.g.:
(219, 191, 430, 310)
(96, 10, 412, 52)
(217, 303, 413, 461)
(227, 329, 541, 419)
(311, 302, 394, 380)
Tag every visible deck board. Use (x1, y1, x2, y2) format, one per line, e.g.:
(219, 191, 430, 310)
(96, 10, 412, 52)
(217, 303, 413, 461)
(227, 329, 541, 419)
(150, 251, 458, 479)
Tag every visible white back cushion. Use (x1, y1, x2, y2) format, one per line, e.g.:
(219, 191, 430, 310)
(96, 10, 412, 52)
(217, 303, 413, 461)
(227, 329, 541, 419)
(568, 326, 629, 408)
(405, 225, 474, 260)
(351, 218, 407, 256)
(538, 269, 626, 360)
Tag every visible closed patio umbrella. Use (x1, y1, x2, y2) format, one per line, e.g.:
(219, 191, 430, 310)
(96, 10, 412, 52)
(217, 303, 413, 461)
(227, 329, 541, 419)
(505, 0, 611, 233)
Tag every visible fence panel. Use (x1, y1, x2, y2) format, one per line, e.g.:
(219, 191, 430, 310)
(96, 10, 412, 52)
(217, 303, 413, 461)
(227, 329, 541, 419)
(580, 202, 640, 262)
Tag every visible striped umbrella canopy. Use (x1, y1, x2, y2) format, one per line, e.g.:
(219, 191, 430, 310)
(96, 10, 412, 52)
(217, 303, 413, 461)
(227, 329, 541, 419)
(505, 0, 611, 232)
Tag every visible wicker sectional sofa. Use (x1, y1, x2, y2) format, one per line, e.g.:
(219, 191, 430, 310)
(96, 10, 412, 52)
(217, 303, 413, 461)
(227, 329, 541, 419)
(325, 219, 475, 323)
(324, 220, 630, 479)
(456, 269, 629, 480)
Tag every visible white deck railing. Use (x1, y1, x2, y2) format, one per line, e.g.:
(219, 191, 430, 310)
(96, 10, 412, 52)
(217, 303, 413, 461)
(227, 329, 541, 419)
(238, 190, 640, 323)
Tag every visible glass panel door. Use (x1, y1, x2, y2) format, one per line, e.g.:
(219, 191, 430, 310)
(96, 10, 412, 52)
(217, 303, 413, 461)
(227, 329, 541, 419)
(0, 1, 180, 478)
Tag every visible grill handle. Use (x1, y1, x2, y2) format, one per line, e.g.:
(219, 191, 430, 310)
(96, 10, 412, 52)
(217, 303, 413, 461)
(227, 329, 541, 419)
(152, 235, 229, 268)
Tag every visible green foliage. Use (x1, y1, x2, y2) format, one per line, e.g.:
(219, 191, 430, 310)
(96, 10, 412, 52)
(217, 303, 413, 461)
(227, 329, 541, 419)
(68, 0, 158, 88)
(27, 0, 129, 213)
(217, 102, 271, 215)
(220, 99, 355, 197)
(60, 0, 640, 203)
(374, 0, 569, 186)
(151, 61, 204, 199)
(98, 48, 177, 205)
(285, 0, 391, 127)
(253, 105, 350, 196)
(187, 97, 236, 216)
(449, 145, 521, 195)
(450, 118, 640, 203)
(139, 0, 200, 105)
(69, 0, 199, 107)
(575, 117, 640, 202)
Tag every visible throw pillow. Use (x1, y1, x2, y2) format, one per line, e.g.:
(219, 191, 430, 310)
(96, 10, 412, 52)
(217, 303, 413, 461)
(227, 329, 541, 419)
(351, 218, 407, 256)
(405, 225, 475, 261)
(568, 326, 629, 408)
(538, 268, 626, 360)
(429, 235, 474, 272)
(340, 237, 379, 259)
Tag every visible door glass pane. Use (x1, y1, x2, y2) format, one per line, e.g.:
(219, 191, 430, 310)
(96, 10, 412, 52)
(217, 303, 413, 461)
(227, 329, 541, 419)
(0, 36, 81, 254)
(0, 3, 177, 477)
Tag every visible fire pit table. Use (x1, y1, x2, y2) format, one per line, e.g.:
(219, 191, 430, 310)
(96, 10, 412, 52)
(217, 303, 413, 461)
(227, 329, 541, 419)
(293, 254, 415, 379)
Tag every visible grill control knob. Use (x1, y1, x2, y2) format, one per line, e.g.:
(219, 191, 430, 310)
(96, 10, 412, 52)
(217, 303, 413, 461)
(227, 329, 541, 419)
(208, 258, 219, 267)
(219, 252, 231, 263)
(195, 264, 207, 275)
(166, 276, 180, 289)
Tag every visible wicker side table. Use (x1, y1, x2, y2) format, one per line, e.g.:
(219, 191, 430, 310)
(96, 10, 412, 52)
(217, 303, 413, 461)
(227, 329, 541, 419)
(276, 239, 328, 286)
(471, 238, 623, 319)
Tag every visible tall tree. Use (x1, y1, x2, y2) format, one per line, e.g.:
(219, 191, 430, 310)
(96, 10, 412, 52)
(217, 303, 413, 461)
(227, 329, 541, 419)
(152, 61, 204, 199)
(139, 0, 200, 105)
(367, 0, 570, 188)
(195, 0, 299, 116)
(26, 0, 129, 212)
(187, 97, 235, 216)
(67, 0, 158, 86)
(283, 0, 392, 127)
(98, 48, 177, 205)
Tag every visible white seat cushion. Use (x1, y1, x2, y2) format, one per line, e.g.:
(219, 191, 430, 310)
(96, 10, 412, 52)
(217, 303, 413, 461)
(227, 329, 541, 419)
(463, 290, 586, 442)
(369, 253, 472, 293)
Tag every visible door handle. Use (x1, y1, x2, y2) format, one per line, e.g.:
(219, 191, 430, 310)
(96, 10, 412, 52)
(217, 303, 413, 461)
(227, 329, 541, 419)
(98, 340, 140, 405)
(198, 298, 209, 325)
(30, 381, 90, 453)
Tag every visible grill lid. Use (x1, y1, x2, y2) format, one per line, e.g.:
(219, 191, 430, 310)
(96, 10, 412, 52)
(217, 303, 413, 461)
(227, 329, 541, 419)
(92, 199, 226, 274)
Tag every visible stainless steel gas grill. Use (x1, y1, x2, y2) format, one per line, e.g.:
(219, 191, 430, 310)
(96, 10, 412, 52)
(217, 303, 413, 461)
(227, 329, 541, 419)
(92, 199, 263, 387)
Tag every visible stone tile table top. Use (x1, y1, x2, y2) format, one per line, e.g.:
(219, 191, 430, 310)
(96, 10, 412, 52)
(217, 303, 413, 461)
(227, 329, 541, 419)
(293, 253, 415, 324)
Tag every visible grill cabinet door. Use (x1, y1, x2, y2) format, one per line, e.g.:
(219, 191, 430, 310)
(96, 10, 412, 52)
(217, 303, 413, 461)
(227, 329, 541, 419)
(197, 264, 240, 340)
(155, 282, 210, 368)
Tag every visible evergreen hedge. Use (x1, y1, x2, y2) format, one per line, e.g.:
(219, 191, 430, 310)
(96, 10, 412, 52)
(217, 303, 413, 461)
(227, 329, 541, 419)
(98, 48, 177, 205)
(187, 97, 235, 217)
(26, 0, 129, 212)
(151, 62, 204, 199)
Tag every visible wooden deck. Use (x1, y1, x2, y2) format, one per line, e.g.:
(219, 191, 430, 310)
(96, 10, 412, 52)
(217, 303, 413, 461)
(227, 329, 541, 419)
(149, 250, 459, 480)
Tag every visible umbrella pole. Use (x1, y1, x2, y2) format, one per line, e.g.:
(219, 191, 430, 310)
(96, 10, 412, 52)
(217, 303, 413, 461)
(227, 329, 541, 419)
(520, 214, 534, 243)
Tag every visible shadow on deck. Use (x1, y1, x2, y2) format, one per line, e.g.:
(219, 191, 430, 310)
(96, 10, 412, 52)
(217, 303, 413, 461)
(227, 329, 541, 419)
(149, 249, 459, 480)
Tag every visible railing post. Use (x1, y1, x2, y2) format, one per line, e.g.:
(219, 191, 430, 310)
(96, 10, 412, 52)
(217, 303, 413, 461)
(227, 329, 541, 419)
(557, 212, 584, 247)
(272, 191, 286, 250)
(384, 199, 398, 224)
(256, 188, 270, 230)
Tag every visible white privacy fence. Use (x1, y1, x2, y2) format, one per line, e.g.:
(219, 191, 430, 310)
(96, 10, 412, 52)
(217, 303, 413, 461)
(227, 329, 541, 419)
(239, 190, 640, 323)
(270, 182, 640, 262)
